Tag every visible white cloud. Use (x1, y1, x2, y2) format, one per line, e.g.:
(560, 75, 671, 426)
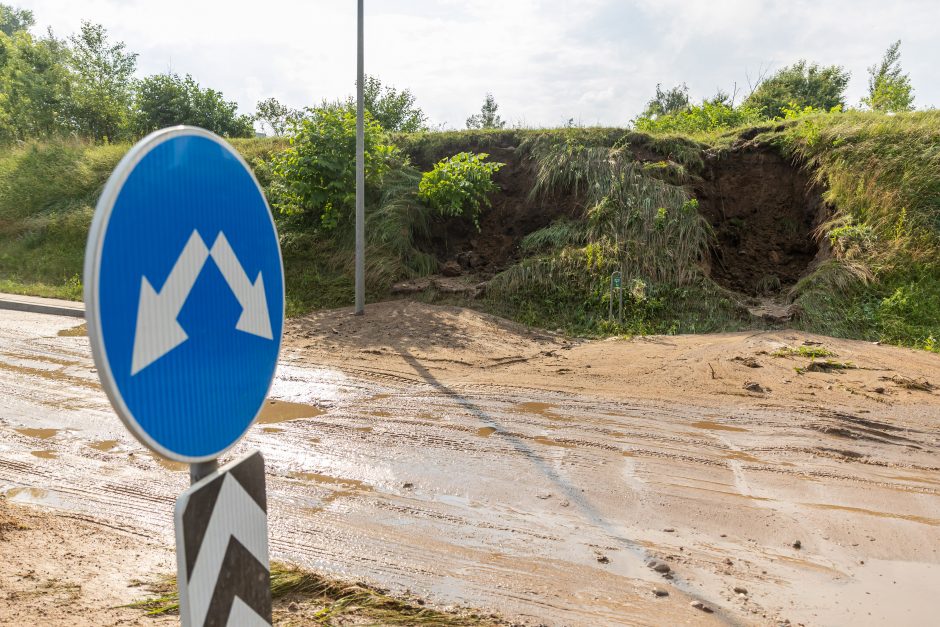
(16, 0, 940, 127)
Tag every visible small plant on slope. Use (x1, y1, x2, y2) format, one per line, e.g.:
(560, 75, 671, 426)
(418, 152, 503, 230)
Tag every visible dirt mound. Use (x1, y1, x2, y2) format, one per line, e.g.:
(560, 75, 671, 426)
(696, 146, 829, 295)
(284, 299, 567, 368)
(284, 300, 939, 411)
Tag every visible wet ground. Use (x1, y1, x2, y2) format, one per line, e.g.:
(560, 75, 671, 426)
(1, 306, 939, 626)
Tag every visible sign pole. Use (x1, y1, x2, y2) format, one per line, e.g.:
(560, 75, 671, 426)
(619, 273, 624, 324)
(610, 271, 622, 322)
(354, 0, 365, 315)
(190, 459, 218, 484)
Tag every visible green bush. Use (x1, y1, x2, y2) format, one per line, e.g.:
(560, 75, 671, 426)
(633, 101, 764, 135)
(417, 152, 503, 229)
(271, 106, 400, 230)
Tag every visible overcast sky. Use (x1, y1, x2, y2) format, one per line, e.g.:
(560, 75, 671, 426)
(17, 0, 940, 128)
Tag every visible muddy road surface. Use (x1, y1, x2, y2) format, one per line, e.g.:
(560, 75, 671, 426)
(1, 302, 939, 626)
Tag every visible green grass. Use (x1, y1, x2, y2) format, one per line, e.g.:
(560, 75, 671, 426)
(129, 561, 495, 626)
(774, 111, 940, 351)
(772, 345, 836, 359)
(0, 140, 127, 298)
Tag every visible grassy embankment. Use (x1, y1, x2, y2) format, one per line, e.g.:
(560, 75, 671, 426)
(0, 111, 936, 350)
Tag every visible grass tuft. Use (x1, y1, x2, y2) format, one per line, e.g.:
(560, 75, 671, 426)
(128, 562, 495, 626)
(772, 345, 836, 359)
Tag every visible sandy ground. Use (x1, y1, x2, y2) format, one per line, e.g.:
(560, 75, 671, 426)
(0, 496, 175, 626)
(1, 300, 939, 626)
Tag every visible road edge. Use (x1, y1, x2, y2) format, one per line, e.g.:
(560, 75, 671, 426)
(0, 293, 84, 318)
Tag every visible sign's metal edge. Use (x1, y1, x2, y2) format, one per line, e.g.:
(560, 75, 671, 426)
(84, 126, 285, 464)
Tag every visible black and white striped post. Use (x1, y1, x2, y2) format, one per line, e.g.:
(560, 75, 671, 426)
(176, 452, 272, 627)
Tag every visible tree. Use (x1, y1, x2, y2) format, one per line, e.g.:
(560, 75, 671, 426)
(359, 75, 426, 132)
(0, 3, 33, 36)
(254, 97, 301, 136)
(744, 60, 850, 119)
(641, 83, 690, 118)
(134, 73, 253, 138)
(0, 28, 72, 141)
(67, 21, 137, 141)
(862, 40, 914, 113)
(466, 93, 505, 129)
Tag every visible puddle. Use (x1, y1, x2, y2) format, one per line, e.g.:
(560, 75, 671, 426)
(290, 471, 372, 512)
(515, 401, 562, 420)
(257, 399, 325, 424)
(0, 360, 98, 389)
(15, 428, 60, 440)
(477, 427, 497, 437)
(30, 450, 58, 459)
(354, 426, 373, 433)
(57, 323, 87, 337)
(803, 502, 940, 526)
(147, 451, 187, 472)
(533, 436, 576, 449)
(262, 427, 283, 434)
(4, 486, 49, 501)
(725, 451, 761, 463)
(268, 364, 349, 406)
(691, 420, 748, 433)
(89, 439, 119, 452)
(290, 472, 372, 513)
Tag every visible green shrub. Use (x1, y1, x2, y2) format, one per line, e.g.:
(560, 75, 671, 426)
(271, 106, 401, 230)
(633, 101, 764, 135)
(417, 152, 503, 229)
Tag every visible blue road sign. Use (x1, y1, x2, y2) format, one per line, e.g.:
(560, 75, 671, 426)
(84, 127, 284, 463)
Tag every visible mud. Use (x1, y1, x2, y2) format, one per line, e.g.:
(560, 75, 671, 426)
(57, 323, 87, 337)
(257, 399, 326, 424)
(15, 427, 60, 439)
(1, 304, 939, 626)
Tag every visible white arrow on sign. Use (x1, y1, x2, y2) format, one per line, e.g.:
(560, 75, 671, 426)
(210, 233, 273, 342)
(131, 230, 209, 375)
(130, 230, 274, 376)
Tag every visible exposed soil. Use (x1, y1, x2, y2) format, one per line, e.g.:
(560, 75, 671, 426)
(284, 300, 939, 411)
(0, 496, 175, 626)
(410, 137, 828, 299)
(696, 146, 829, 295)
(421, 144, 577, 278)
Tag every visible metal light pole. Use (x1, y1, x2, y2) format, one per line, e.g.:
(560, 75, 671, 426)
(354, 0, 365, 315)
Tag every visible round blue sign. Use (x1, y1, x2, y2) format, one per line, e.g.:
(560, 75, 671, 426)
(84, 127, 284, 463)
